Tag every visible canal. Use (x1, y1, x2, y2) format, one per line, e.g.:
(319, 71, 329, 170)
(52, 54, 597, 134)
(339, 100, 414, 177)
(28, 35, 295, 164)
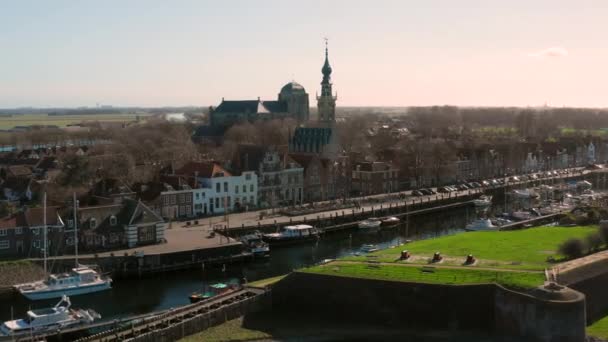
(0, 208, 472, 322)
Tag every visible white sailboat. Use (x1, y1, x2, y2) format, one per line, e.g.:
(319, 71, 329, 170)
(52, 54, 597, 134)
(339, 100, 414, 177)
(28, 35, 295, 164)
(15, 193, 112, 301)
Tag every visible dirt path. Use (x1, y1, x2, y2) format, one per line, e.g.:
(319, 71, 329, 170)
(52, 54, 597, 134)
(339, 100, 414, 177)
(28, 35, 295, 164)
(332, 260, 545, 274)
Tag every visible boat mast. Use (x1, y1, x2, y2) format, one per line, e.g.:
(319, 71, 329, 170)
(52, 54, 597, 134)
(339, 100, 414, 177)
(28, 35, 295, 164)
(43, 192, 47, 275)
(73, 192, 78, 267)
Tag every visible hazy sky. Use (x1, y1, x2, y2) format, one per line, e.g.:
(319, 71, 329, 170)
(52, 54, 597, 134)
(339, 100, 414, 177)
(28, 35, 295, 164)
(2, 0, 608, 108)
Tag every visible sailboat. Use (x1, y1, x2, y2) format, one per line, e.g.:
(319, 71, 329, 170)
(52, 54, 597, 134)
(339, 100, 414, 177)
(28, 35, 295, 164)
(14, 193, 112, 301)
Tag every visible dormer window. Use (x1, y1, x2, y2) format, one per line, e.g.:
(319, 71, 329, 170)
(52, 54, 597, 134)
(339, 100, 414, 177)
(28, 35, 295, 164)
(90, 218, 97, 229)
(110, 215, 117, 226)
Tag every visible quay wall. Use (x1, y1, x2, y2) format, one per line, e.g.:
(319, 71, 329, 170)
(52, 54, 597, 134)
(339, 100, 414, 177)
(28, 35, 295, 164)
(271, 272, 587, 342)
(37, 243, 246, 279)
(568, 270, 608, 323)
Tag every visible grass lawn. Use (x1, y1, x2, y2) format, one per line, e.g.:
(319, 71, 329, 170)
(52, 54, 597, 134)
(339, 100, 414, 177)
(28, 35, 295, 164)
(247, 274, 286, 288)
(588, 315, 608, 339)
(345, 226, 596, 270)
(179, 317, 271, 342)
(301, 261, 545, 289)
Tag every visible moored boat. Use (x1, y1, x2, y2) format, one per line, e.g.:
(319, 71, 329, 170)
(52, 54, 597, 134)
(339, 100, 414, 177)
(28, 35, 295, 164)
(465, 219, 498, 232)
(360, 244, 379, 253)
(189, 283, 239, 304)
(15, 266, 112, 301)
(380, 216, 400, 227)
(473, 195, 492, 207)
(358, 218, 382, 229)
(0, 295, 100, 337)
(239, 231, 270, 258)
(263, 224, 321, 246)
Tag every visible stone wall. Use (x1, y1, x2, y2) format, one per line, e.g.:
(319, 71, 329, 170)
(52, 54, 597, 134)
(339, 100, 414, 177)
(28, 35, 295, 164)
(272, 272, 587, 342)
(495, 284, 586, 341)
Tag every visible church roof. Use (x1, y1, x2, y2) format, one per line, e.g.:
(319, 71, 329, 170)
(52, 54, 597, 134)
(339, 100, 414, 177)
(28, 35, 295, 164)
(214, 100, 286, 114)
(280, 81, 306, 95)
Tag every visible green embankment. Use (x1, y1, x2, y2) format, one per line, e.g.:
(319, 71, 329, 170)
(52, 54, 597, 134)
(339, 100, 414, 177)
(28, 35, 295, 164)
(345, 226, 596, 270)
(588, 315, 608, 339)
(247, 275, 286, 288)
(302, 261, 545, 289)
(179, 317, 270, 342)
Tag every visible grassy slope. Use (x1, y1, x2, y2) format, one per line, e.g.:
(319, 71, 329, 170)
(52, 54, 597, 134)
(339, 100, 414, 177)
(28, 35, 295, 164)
(588, 315, 608, 340)
(302, 261, 545, 289)
(179, 317, 270, 342)
(347, 226, 596, 270)
(247, 275, 286, 288)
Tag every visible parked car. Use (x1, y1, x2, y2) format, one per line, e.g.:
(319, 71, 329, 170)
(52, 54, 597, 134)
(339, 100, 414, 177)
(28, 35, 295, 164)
(509, 176, 520, 182)
(419, 189, 433, 195)
(481, 180, 490, 187)
(412, 190, 424, 196)
(438, 187, 451, 193)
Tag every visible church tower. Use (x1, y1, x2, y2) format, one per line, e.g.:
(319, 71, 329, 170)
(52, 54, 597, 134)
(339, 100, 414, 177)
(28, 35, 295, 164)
(317, 40, 337, 125)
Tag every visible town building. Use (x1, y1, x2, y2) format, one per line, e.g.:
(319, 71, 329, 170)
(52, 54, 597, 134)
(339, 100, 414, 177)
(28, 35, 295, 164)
(233, 145, 304, 208)
(351, 161, 399, 196)
(288, 42, 349, 201)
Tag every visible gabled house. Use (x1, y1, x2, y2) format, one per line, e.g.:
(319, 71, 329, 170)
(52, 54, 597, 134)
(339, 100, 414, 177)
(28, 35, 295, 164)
(74, 199, 166, 251)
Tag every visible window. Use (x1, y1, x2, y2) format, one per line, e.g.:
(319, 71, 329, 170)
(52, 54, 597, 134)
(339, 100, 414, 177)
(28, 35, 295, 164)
(33, 240, 41, 248)
(250, 196, 254, 204)
(90, 218, 97, 229)
(243, 185, 247, 193)
(0, 229, 6, 236)
(235, 185, 239, 194)
(110, 215, 117, 226)
(67, 219, 74, 228)
(245, 173, 251, 180)
(224, 182, 228, 192)
(66, 237, 74, 246)
(215, 198, 219, 208)
(0, 240, 8, 249)
(185, 205, 191, 215)
(216, 183, 221, 193)
(242, 196, 247, 204)
(250, 184, 254, 192)
(178, 194, 184, 203)
(170, 195, 176, 205)
(15, 227, 22, 235)
(32, 228, 39, 235)
(196, 193, 200, 200)
(227, 197, 231, 208)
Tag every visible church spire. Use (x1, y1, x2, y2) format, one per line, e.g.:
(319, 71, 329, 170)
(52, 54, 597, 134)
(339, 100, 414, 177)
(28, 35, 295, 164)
(317, 38, 337, 125)
(322, 38, 332, 84)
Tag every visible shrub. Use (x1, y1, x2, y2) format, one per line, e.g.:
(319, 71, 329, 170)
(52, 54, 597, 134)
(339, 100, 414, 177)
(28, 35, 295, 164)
(558, 238, 585, 260)
(559, 213, 577, 225)
(586, 232, 603, 252)
(599, 225, 608, 244)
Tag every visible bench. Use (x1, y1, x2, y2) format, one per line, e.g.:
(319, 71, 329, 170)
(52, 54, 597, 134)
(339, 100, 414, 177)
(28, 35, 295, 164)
(421, 266, 435, 273)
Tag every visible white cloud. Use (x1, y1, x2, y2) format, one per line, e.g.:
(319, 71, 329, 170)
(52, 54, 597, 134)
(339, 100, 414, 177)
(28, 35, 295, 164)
(528, 47, 569, 58)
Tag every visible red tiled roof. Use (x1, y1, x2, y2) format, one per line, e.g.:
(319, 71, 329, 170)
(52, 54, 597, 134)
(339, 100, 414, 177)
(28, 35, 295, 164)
(0, 213, 26, 229)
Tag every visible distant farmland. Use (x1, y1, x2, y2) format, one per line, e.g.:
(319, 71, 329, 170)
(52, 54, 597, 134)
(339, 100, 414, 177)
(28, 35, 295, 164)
(0, 113, 153, 130)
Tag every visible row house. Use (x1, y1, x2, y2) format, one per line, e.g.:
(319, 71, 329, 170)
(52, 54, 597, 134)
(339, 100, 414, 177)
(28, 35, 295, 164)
(351, 161, 399, 196)
(0, 206, 65, 259)
(141, 162, 259, 219)
(69, 199, 166, 251)
(233, 145, 304, 208)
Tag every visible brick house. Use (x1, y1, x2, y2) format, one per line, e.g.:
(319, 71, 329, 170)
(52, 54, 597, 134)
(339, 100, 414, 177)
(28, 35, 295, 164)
(351, 161, 399, 196)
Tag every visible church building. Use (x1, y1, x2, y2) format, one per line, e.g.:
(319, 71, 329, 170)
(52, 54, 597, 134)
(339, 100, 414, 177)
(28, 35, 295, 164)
(209, 82, 310, 128)
(289, 42, 349, 202)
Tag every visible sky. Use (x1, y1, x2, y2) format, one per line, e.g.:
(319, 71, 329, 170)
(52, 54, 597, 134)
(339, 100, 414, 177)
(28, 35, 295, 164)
(2, 0, 608, 108)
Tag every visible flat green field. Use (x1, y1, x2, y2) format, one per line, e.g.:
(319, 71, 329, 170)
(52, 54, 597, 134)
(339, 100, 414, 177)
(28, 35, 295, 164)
(588, 315, 608, 339)
(0, 113, 150, 130)
(302, 261, 545, 289)
(345, 226, 596, 270)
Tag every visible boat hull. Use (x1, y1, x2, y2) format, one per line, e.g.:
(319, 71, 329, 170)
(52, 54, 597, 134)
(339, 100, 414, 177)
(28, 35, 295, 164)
(19, 281, 112, 301)
(263, 235, 320, 247)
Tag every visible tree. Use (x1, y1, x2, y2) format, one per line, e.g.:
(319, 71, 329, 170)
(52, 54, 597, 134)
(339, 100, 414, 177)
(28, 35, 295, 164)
(586, 232, 603, 252)
(558, 238, 585, 260)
